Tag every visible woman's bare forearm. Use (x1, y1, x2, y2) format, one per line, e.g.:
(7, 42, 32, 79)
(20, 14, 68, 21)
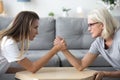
(62, 50, 84, 70)
(6, 67, 25, 73)
(18, 45, 60, 73)
(103, 71, 120, 78)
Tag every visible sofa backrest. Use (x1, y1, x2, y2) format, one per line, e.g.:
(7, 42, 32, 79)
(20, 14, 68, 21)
(56, 17, 94, 49)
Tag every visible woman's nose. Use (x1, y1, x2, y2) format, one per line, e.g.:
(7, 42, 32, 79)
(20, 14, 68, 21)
(36, 30, 39, 35)
(88, 27, 91, 31)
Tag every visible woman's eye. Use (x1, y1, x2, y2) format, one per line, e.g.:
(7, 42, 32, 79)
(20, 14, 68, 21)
(34, 26, 38, 29)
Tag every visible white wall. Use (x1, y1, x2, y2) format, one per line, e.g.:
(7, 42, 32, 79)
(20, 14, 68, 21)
(2, 0, 120, 17)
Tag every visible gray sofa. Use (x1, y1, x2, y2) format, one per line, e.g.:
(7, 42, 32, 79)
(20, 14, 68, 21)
(0, 17, 120, 80)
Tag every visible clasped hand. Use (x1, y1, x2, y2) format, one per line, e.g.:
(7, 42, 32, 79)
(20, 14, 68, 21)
(54, 36, 67, 51)
(93, 71, 105, 80)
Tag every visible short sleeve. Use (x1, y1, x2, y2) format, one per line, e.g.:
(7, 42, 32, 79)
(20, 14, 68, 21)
(88, 38, 100, 55)
(1, 36, 25, 63)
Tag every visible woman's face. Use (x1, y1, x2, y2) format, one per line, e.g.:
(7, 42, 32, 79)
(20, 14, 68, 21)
(88, 18, 103, 38)
(29, 19, 39, 40)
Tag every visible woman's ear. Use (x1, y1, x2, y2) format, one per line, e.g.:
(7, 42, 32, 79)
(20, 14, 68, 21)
(100, 23, 104, 29)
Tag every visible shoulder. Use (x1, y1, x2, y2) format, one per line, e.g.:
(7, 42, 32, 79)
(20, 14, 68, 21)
(114, 28, 120, 41)
(91, 37, 104, 48)
(115, 28, 120, 35)
(93, 37, 103, 44)
(89, 37, 102, 54)
(1, 36, 17, 47)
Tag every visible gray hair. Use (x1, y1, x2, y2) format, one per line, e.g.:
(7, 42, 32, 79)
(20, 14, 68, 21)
(88, 7, 119, 39)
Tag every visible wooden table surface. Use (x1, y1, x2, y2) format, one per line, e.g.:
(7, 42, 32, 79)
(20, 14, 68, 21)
(15, 67, 97, 80)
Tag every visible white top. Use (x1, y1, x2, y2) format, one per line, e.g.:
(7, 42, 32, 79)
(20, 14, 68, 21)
(0, 36, 24, 75)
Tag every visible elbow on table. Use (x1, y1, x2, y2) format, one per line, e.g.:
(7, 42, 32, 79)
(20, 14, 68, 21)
(76, 66, 85, 71)
(27, 66, 41, 73)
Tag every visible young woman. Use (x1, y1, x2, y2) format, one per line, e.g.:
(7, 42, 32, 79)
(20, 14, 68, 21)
(0, 11, 63, 75)
(54, 7, 120, 80)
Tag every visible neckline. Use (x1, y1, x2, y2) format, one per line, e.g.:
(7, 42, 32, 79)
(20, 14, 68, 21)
(103, 38, 114, 50)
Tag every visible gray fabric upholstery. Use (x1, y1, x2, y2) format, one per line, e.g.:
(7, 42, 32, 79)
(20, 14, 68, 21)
(57, 50, 111, 67)
(56, 17, 94, 49)
(10, 50, 60, 68)
(26, 50, 60, 67)
(0, 74, 15, 80)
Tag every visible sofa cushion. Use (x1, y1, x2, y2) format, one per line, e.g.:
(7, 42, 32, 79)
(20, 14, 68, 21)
(56, 17, 94, 49)
(29, 18, 55, 50)
(26, 50, 60, 67)
(0, 74, 15, 80)
(57, 50, 111, 67)
(10, 50, 60, 68)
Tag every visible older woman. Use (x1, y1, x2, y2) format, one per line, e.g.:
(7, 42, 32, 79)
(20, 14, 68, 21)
(54, 7, 120, 80)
